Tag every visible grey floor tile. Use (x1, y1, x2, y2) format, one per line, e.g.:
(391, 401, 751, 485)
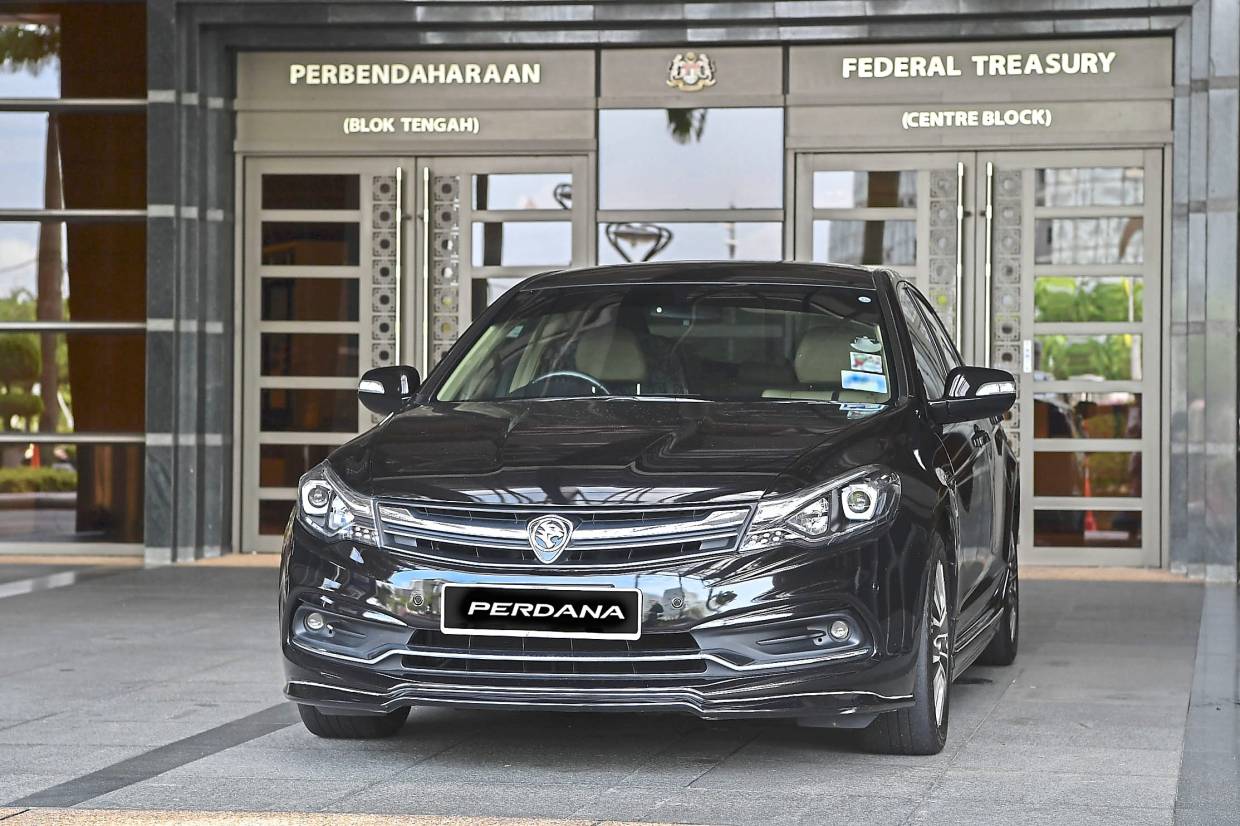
(951, 740, 1183, 777)
(323, 780, 602, 818)
(933, 767, 1180, 810)
(84, 777, 367, 812)
(908, 797, 1174, 826)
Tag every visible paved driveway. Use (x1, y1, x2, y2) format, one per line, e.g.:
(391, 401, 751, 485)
(0, 563, 1232, 825)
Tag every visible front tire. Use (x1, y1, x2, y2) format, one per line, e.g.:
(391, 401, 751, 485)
(859, 542, 952, 755)
(297, 704, 409, 739)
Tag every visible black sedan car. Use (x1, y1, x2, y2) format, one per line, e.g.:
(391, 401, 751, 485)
(280, 262, 1019, 755)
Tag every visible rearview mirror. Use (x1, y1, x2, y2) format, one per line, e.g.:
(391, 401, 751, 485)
(928, 366, 1016, 425)
(358, 365, 421, 416)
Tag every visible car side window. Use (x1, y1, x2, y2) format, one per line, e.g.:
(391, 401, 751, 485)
(913, 292, 963, 373)
(897, 285, 948, 400)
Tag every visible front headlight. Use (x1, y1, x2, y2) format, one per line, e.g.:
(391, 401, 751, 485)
(739, 466, 901, 551)
(298, 464, 379, 544)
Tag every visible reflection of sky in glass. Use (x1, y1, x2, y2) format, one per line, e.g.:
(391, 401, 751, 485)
(813, 170, 917, 209)
(0, 223, 67, 300)
(1, 113, 50, 210)
(599, 109, 783, 210)
(471, 221, 572, 267)
(0, 44, 59, 97)
(473, 173, 572, 211)
(812, 220, 915, 266)
(598, 222, 781, 264)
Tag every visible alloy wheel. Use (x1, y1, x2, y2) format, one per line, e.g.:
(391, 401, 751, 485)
(930, 560, 950, 727)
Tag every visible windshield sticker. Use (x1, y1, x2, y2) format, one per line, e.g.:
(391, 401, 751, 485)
(841, 370, 888, 394)
(850, 352, 883, 374)
(851, 336, 882, 353)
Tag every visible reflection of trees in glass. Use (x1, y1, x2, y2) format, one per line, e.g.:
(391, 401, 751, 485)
(1, 18, 63, 436)
(0, 289, 70, 433)
(1035, 276, 1143, 322)
(666, 108, 706, 144)
(1038, 334, 1137, 381)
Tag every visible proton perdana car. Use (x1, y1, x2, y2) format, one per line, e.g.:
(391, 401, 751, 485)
(280, 261, 1019, 755)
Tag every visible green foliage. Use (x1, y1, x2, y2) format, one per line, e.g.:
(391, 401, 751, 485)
(0, 334, 40, 387)
(1034, 277, 1143, 323)
(0, 466, 77, 493)
(0, 22, 59, 73)
(1038, 334, 1136, 381)
(0, 391, 42, 423)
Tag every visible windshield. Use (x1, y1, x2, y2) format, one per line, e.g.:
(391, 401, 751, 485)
(436, 282, 893, 403)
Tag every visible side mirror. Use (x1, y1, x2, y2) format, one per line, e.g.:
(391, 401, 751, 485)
(357, 365, 421, 416)
(928, 366, 1016, 425)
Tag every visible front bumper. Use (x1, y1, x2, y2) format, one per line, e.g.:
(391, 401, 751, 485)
(280, 514, 933, 723)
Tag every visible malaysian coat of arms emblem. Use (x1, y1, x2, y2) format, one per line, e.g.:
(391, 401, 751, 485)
(667, 51, 717, 92)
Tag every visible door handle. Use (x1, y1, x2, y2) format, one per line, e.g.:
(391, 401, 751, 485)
(419, 166, 431, 376)
(394, 165, 404, 365)
(982, 161, 994, 368)
(954, 161, 965, 349)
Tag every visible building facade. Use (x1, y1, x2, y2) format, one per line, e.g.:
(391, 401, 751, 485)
(0, 1, 1236, 580)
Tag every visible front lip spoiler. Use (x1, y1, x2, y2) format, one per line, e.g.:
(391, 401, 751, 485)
(288, 636, 873, 673)
(286, 678, 913, 719)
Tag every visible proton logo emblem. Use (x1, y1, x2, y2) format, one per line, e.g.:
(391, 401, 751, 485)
(667, 51, 717, 92)
(526, 514, 574, 564)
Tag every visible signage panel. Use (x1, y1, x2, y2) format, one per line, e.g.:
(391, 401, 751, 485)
(789, 38, 1172, 105)
(599, 46, 782, 107)
(236, 50, 596, 110)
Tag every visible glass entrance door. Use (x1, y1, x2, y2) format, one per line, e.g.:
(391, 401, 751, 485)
(978, 149, 1162, 566)
(240, 156, 589, 552)
(412, 157, 591, 374)
(795, 149, 1163, 566)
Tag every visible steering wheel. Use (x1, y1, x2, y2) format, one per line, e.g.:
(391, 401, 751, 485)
(528, 370, 611, 396)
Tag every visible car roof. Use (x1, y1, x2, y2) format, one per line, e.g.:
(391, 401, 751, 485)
(520, 261, 883, 291)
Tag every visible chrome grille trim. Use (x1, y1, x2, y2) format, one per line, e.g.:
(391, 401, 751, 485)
(374, 500, 754, 569)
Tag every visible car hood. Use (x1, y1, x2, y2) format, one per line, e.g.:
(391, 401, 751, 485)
(329, 399, 901, 507)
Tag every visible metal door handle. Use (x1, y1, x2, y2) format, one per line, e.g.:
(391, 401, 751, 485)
(394, 166, 403, 364)
(954, 161, 965, 349)
(420, 166, 431, 376)
(983, 161, 994, 368)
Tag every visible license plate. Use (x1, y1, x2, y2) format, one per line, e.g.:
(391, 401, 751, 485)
(440, 583, 642, 640)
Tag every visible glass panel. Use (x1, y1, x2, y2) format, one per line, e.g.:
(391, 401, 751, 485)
(0, 442, 143, 542)
(1033, 510, 1142, 548)
(259, 444, 334, 488)
(1034, 276, 1143, 322)
(1034, 217, 1144, 265)
(1035, 167, 1144, 207)
(471, 277, 523, 320)
(599, 108, 783, 209)
(1034, 392, 1142, 438)
(812, 220, 915, 265)
(0, 113, 147, 209)
(261, 333, 358, 377)
(261, 278, 359, 322)
(0, 222, 146, 321)
(260, 388, 357, 432)
(598, 222, 781, 265)
(0, 6, 145, 99)
(261, 174, 359, 210)
(0, 333, 143, 433)
(259, 499, 295, 535)
(1032, 334, 1142, 381)
(471, 222, 571, 267)
(473, 174, 572, 211)
(1034, 451, 1141, 497)
(813, 170, 917, 208)
(261, 222, 360, 266)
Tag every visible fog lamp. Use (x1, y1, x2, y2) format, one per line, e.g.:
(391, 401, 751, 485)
(829, 620, 851, 641)
(304, 612, 326, 632)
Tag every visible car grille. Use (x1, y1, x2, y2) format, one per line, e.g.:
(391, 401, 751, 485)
(399, 629, 706, 676)
(375, 501, 752, 570)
